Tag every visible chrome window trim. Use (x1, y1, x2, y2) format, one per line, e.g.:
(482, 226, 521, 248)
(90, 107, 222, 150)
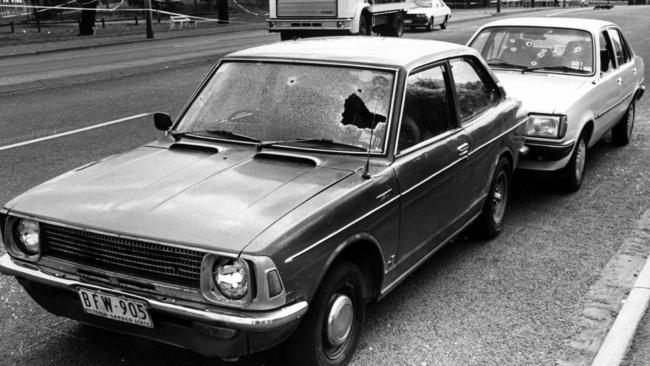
(394, 60, 452, 156)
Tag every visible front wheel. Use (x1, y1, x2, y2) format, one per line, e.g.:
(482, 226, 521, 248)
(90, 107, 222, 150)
(286, 262, 366, 366)
(612, 101, 635, 146)
(560, 133, 588, 192)
(357, 13, 371, 36)
(474, 157, 511, 239)
(425, 16, 434, 32)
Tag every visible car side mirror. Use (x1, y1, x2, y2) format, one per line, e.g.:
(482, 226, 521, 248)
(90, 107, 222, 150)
(153, 112, 173, 131)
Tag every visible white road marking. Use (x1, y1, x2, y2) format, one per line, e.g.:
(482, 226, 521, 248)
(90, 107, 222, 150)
(0, 113, 150, 152)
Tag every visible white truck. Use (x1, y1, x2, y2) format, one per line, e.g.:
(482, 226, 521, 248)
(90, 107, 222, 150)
(267, 0, 414, 40)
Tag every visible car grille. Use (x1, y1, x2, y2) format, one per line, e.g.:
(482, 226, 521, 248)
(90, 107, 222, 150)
(40, 223, 205, 288)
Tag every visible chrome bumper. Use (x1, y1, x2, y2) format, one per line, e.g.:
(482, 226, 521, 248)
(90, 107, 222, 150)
(0, 254, 308, 331)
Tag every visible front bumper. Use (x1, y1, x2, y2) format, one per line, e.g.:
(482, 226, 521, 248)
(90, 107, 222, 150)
(404, 16, 428, 26)
(521, 138, 575, 162)
(0, 254, 307, 357)
(267, 18, 352, 32)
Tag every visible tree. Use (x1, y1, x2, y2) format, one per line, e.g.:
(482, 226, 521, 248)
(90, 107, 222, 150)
(79, 0, 98, 35)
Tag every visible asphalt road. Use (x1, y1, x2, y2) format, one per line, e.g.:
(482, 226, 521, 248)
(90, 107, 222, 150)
(1, 6, 650, 365)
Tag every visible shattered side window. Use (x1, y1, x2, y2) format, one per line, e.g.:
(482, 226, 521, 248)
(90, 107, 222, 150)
(179, 61, 395, 153)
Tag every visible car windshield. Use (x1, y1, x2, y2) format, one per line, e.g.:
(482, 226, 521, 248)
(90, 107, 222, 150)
(469, 26, 594, 74)
(413, 0, 432, 7)
(176, 61, 395, 153)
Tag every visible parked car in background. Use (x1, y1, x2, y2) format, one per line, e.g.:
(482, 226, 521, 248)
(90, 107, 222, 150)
(0, 37, 526, 366)
(405, 0, 451, 31)
(468, 17, 645, 191)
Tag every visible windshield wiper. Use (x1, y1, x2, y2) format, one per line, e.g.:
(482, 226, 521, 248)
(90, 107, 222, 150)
(171, 129, 260, 143)
(487, 61, 526, 69)
(521, 65, 590, 74)
(256, 138, 368, 151)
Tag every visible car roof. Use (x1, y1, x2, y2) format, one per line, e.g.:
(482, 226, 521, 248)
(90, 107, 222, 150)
(477, 17, 616, 33)
(225, 36, 475, 69)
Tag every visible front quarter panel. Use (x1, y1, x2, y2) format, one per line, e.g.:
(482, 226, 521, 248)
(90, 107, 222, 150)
(242, 166, 400, 304)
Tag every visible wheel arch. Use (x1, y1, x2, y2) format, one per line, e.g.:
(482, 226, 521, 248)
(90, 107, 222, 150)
(319, 235, 385, 302)
(351, 5, 371, 34)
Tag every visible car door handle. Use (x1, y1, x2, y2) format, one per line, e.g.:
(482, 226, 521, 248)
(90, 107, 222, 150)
(457, 143, 469, 157)
(617, 77, 623, 85)
(633, 68, 637, 75)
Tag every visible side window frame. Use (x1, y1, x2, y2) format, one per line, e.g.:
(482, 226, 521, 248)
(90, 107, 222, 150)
(606, 27, 626, 67)
(395, 60, 458, 156)
(614, 28, 632, 63)
(600, 29, 618, 72)
(448, 56, 502, 126)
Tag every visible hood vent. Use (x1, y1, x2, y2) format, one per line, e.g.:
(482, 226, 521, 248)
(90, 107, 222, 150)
(253, 152, 319, 168)
(169, 141, 220, 154)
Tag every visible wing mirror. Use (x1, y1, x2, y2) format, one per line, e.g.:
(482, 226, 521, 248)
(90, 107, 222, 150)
(153, 112, 173, 131)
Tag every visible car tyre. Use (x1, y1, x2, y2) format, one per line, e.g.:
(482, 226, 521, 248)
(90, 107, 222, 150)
(358, 13, 371, 36)
(426, 17, 434, 32)
(474, 157, 511, 239)
(440, 15, 448, 30)
(560, 132, 588, 192)
(286, 262, 366, 366)
(612, 101, 635, 146)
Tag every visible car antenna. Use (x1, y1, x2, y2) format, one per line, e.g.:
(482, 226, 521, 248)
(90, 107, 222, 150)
(362, 96, 381, 180)
(362, 127, 374, 179)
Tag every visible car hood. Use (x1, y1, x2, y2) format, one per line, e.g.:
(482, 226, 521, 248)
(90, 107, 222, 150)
(5, 141, 356, 253)
(495, 71, 591, 114)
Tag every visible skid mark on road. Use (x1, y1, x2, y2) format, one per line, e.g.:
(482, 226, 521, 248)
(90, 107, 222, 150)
(0, 113, 150, 152)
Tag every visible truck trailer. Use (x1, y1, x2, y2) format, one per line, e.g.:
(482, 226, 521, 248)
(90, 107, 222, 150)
(267, 0, 415, 40)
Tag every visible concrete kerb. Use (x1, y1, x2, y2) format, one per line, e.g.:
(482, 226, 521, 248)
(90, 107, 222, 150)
(592, 209, 650, 366)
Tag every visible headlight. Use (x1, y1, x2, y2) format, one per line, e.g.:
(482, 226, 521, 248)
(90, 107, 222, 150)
(213, 258, 249, 300)
(16, 219, 40, 255)
(526, 114, 567, 138)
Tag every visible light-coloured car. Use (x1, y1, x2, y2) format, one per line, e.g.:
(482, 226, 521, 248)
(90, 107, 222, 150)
(405, 0, 451, 31)
(468, 17, 645, 191)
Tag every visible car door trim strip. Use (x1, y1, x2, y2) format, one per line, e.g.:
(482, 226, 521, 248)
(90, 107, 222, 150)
(285, 117, 525, 264)
(596, 91, 635, 120)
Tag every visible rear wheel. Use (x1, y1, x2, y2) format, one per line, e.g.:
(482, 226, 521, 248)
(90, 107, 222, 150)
(474, 157, 511, 239)
(286, 262, 366, 366)
(560, 132, 588, 192)
(384, 12, 404, 37)
(425, 16, 434, 31)
(440, 15, 448, 29)
(612, 101, 635, 146)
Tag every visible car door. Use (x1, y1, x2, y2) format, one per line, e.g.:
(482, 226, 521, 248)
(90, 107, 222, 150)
(448, 56, 518, 214)
(392, 61, 470, 275)
(607, 27, 637, 121)
(594, 29, 624, 136)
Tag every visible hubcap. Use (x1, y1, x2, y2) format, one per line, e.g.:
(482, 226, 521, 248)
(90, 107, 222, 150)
(326, 294, 354, 347)
(492, 172, 507, 223)
(575, 139, 586, 181)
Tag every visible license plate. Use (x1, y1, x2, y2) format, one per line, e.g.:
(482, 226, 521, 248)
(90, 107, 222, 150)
(78, 288, 154, 328)
(404, 19, 412, 24)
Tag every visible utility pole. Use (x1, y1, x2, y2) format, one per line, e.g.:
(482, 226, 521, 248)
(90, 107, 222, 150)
(497, 0, 501, 13)
(144, 0, 154, 38)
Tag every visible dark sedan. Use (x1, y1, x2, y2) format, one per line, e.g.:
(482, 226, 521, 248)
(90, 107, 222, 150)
(0, 37, 527, 366)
